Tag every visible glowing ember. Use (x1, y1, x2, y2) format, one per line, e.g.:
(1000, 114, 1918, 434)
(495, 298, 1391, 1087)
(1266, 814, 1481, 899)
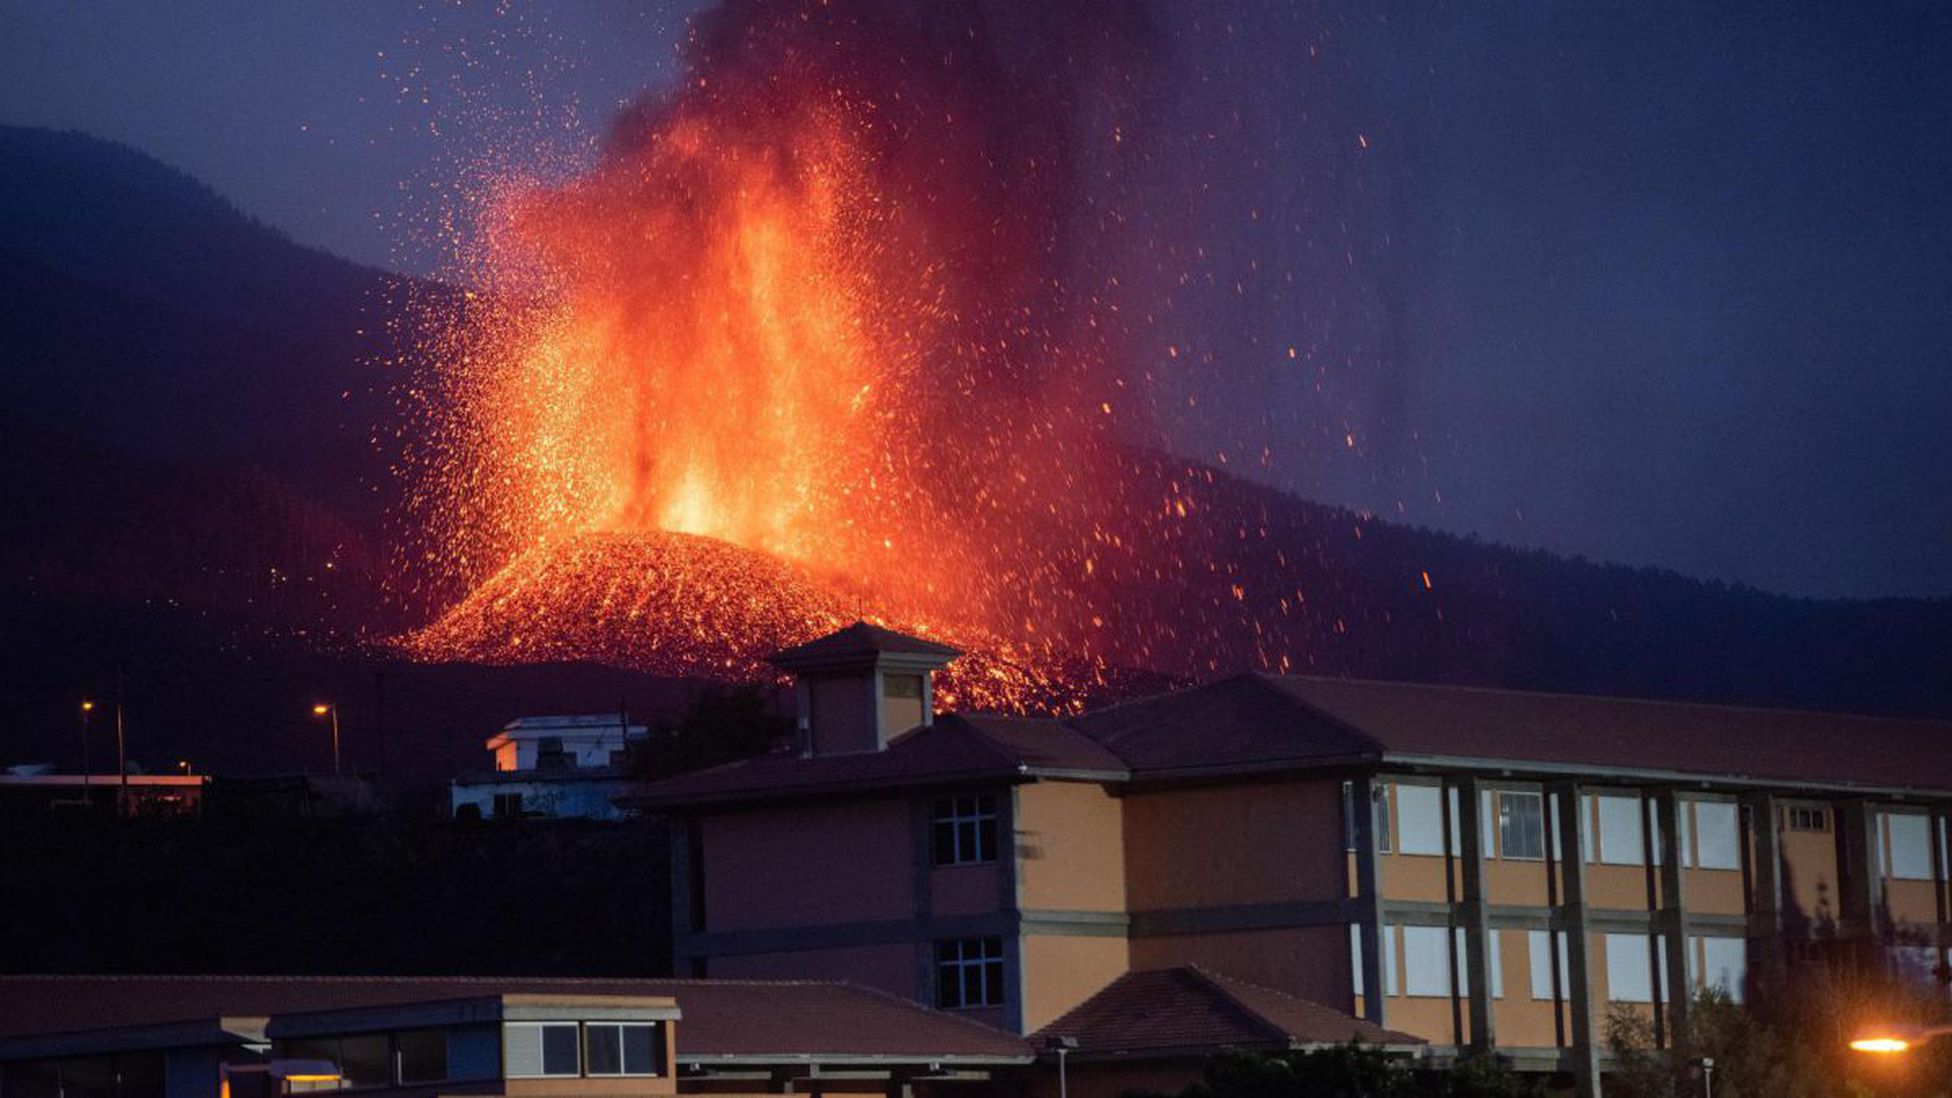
(395, 2, 1302, 708)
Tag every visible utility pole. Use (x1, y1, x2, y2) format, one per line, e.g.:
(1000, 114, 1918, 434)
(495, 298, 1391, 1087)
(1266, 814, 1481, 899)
(114, 670, 128, 820)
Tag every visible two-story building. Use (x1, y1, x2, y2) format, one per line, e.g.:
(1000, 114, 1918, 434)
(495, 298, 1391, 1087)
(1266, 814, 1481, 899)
(632, 623, 1952, 1096)
(451, 715, 650, 822)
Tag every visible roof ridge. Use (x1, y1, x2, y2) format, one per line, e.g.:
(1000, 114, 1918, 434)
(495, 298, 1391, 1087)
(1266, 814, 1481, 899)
(1267, 672, 1952, 728)
(1175, 964, 1310, 1043)
(820, 980, 1031, 1044)
(1238, 672, 1391, 755)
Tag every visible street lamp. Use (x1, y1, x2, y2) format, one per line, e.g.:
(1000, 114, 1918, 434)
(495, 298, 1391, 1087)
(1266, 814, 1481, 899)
(218, 1059, 342, 1098)
(79, 700, 95, 802)
(1045, 1035, 1078, 1098)
(312, 703, 341, 775)
(1850, 1023, 1952, 1053)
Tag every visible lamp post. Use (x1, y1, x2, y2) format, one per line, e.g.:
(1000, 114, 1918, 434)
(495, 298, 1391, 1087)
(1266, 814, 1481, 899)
(217, 1059, 341, 1098)
(114, 694, 127, 818)
(1045, 1034, 1078, 1098)
(79, 700, 94, 804)
(312, 703, 341, 775)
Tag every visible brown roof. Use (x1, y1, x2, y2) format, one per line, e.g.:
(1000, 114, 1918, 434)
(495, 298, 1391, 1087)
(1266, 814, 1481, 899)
(640, 670, 1952, 809)
(630, 713, 1125, 808)
(0, 975, 1030, 1061)
(769, 622, 961, 672)
(1070, 676, 1380, 776)
(1032, 967, 1421, 1056)
(1259, 675, 1952, 792)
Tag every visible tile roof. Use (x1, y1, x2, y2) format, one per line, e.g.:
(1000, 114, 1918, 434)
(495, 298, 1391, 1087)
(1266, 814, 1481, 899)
(1257, 675, 1952, 792)
(1032, 966, 1421, 1055)
(629, 713, 1124, 808)
(636, 667, 1952, 807)
(769, 622, 961, 671)
(1069, 676, 1380, 775)
(0, 975, 1030, 1061)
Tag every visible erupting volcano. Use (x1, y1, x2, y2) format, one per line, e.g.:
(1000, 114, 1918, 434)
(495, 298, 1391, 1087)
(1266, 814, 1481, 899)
(397, 1, 1263, 707)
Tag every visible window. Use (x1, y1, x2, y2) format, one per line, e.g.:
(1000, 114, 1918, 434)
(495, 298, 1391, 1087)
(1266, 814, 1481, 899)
(1395, 784, 1445, 856)
(1498, 792, 1546, 860)
(505, 1023, 580, 1077)
(931, 794, 997, 865)
(1402, 926, 1453, 997)
(936, 938, 1005, 1009)
(1351, 924, 1401, 997)
(1787, 805, 1829, 832)
(1693, 801, 1740, 871)
(1595, 795, 1645, 865)
(396, 1029, 448, 1085)
(884, 673, 923, 699)
(1374, 784, 1392, 853)
(585, 1024, 660, 1076)
(1696, 937, 1746, 1003)
(1604, 933, 1668, 1003)
(281, 1034, 390, 1089)
(1528, 930, 1571, 1001)
(1886, 813, 1934, 880)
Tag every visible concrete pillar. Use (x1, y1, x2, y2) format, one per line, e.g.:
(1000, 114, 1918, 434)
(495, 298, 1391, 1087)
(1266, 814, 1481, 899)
(1744, 793, 1787, 993)
(1352, 773, 1387, 1026)
(1453, 776, 1497, 1051)
(1551, 782, 1602, 1098)
(1654, 790, 1691, 1052)
(1837, 800, 1882, 941)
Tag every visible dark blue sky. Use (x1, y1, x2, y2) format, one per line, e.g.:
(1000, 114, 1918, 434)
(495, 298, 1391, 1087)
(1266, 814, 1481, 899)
(3, 1, 1947, 600)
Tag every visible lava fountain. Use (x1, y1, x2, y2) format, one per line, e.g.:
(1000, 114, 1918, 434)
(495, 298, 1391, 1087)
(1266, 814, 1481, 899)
(398, 2, 1215, 709)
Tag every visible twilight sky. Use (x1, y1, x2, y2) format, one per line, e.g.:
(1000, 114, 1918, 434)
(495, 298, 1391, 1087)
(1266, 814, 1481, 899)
(2, 1, 1948, 600)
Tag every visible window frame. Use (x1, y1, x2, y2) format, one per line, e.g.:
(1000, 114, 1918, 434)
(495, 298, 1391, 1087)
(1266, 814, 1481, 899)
(931, 793, 999, 866)
(505, 1022, 582, 1079)
(1496, 790, 1547, 861)
(583, 1022, 661, 1078)
(1786, 805, 1830, 833)
(935, 937, 1006, 1010)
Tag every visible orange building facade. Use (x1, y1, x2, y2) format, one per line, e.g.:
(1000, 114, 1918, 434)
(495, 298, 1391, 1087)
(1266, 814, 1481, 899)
(638, 624, 1952, 1096)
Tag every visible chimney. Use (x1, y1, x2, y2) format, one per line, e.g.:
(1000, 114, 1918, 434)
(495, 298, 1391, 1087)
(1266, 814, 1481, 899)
(768, 622, 961, 757)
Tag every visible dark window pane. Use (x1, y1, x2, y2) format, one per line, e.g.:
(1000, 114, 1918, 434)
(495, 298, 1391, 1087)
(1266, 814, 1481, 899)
(397, 1029, 448, 1084)
(114, 1052, 165, 1098)
(933, 820, 955, 864)
(936, 961, 957, 1008)
(338, 1034, 391, 1089)
(976, 817, 995, 862)
(586, 1025, 622, 1075)
(983, 957, 1005, 1006)
(621, 1025, 659, 1075)
(541, 1024, 580, 1076)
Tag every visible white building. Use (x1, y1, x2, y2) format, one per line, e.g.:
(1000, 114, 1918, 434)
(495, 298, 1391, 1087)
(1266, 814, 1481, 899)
(452, 714, 649, 822)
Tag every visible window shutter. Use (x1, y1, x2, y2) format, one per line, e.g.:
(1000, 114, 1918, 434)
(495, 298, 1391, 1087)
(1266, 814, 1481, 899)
(504, 1025, 542, 1078)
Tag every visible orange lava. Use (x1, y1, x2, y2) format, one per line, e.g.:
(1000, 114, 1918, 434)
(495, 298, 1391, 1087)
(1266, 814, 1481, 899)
(395, 4, 1248, 708)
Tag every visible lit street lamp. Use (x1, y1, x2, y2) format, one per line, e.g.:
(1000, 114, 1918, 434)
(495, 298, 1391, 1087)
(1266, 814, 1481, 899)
(311, 703, 341, 775)
(1850, 1023, 1952, 1054)
(79, 700, 95, 802)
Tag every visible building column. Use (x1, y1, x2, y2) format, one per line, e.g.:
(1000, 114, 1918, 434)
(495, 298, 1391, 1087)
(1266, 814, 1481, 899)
(1654, 790, 1691, 1053)
(912, 797, 936, 1008)
(1837, 800, 1882, 942)
(1744, 793, 1787, 994)
(1551, 782, 1601, 1098)
(1351, 773, 1387, 1026)
(1002, 785, 1026, 1034)
(1453, 776, 1496, 1051)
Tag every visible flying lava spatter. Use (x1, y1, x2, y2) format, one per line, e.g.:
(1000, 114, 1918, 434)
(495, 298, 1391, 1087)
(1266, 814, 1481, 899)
(394, 1, 1323, 710)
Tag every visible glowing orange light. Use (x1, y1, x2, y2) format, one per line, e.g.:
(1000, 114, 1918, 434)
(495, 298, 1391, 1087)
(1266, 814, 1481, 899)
(312, 704, 331, 717)
(81, 700, 95, 713)
(1851, 1037, 1910, 1054)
